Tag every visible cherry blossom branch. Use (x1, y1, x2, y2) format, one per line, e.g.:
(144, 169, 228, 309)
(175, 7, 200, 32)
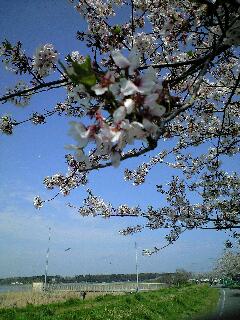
(0, 79, 68, 103)
(138, 57, 209, 70)
(215, 71, 240, 164)
(130, 0, 134, 47)
(14, 109, 57, 126)
(139, 43, 230, 72)
(142, 229, 187, 256)
(82, 0, 130, 50)
(67, 97, 196, 175)
(200, 226, 240, 230)
(168, 44, 230, 86)
(78, 141, 160, 173)
(1, 0, 239, 250)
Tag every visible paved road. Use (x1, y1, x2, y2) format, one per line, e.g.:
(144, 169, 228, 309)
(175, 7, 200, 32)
(217, 288, 240, 319)
(201, 287, 240, 320)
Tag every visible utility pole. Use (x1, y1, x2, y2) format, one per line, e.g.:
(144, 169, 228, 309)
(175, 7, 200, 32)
(135, 241, 139, 292)
(44, 227, 51, 291)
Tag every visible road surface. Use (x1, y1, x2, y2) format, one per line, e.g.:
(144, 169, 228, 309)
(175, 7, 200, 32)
(217, 288, 240, 319)
(200, 287, 240, 320)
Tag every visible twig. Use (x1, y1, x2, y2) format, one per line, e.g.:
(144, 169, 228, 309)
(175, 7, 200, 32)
(130, 0, 134, 48)
(0, 79, 68, 103)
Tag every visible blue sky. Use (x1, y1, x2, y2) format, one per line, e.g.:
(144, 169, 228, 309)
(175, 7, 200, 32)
(0, 0, 230, 278)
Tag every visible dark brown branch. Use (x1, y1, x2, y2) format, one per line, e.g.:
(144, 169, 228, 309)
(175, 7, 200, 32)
(138, 56, 209, 70)
(79, 139, 159, 173)
(216, 72, 240, 157)
(157, 229, 186, 251)
(130, 0, 134, 47)
(200, 226, 240, 230)
(82, 0, 130, 50)
(14, 109, 57, 126)
(0, 79, 68, 103)
(167, 44, 230, 86)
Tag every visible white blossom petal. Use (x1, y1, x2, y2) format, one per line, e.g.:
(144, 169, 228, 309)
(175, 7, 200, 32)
(131, 121, 146, 139)
(128, 48, 141, 74)
(120, 119, 131, 130)
(144, 93, 159, 106)
(92, 84, 108, 95)
(111, 130, 122, 144)
(111, 151, 121, 167)
(113, 106, 127, 123)
(149, 104, 166, 117)
(124, 98, 135, 114)
(142, 118, 159, 136)
(111, 50, 130, 69)
(109, 82, 121, 95)
(120, 79, 139, 96)
(69, 122, 90, 148)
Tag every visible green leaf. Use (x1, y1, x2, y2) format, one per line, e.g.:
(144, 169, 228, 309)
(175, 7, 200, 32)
(70, 56, 97, 87)
(71, 56, 91, 75)
(112, 25, 122, 35)
(187, 51, 194, 57)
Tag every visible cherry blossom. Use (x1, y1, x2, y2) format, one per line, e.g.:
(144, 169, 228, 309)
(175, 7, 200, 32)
(92, 71, 117, 95)
(0, 0, 240, 253)
(32, 44, 58, 77)
(111, 48, 140, 75)
(214, 250, 240, 279)
(33, 196, 44, 209)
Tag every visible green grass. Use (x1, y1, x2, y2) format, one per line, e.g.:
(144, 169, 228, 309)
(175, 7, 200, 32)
(0, 285, 219, 320)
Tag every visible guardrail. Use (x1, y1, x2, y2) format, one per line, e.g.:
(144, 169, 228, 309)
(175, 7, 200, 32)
(44, 282, 165, 292)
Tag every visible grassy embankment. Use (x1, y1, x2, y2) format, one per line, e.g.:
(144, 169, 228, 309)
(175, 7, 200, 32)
(0, 285, 219, 320)
(0, 290, 106, 309)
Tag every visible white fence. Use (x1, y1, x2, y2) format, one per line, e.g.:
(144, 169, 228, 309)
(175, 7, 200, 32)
(44, 282, 165, 292)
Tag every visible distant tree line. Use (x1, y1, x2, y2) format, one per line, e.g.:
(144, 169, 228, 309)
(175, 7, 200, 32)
(0, 273, 162, 285)
(0, 270, 193, 285)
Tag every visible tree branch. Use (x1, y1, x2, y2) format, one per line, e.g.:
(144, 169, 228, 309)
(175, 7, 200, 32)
(200, 226, 240, 230)
(0, 79, 68, 103)
(216, 72, 240, 157)
(167, 43, 230, 86)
